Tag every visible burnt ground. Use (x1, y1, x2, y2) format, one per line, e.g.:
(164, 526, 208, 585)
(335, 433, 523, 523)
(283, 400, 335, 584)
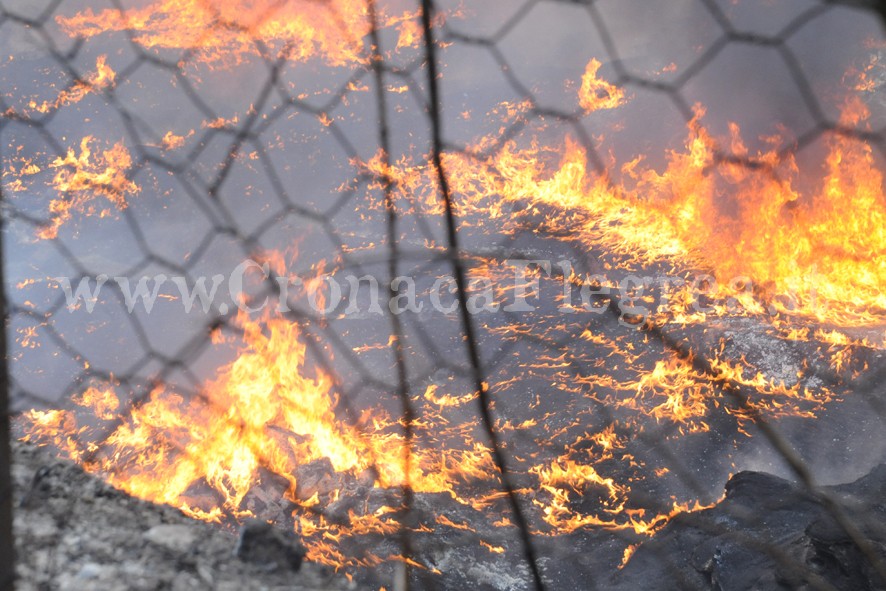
(611, 465, 886, 591)
(10, 440, 355, 591)
(9, 438, 886, 591)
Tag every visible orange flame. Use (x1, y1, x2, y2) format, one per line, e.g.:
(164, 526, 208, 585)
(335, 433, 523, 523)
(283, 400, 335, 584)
(6, 55, 115, 117)
(57, 0, 428, 68)
(363, 82, 885, 329)
(22, 312, 501, 567)
(579, 59, 628, 112)
(41, 136, 139, 239)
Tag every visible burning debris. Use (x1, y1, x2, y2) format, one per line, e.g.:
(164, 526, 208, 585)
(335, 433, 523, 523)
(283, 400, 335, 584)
(360, 93, 886, 329)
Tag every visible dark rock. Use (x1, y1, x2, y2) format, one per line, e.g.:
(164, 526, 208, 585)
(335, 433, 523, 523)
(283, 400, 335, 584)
(19, 464, 58, 508)
(612, 465, 886, 591)
(325, 496, 360, 526)
(239, 467, 295, 524)
(295, 458, 347, 502)
(365, 487, 399, 515)
(724, 470, 812, 507)
(805, 513, 886, 591)
(234, 519, 306, 572)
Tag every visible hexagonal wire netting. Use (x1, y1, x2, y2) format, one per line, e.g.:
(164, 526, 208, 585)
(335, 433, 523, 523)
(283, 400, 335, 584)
(1, 0, 886, 589)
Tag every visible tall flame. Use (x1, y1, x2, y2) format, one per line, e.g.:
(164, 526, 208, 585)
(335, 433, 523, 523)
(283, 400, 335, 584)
(23, 312, 501, 565)
(360, 62, 886, 330)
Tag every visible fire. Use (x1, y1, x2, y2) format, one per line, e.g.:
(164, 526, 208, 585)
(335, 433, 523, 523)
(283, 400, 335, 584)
(422, 384, 476, 408)
(628, 358, 714, 432)
(160, 131, 192, 151)
(40, 136, 139, 239)
(56, 0, 429, 68)
(530, 459, 629, 533)
(620, 544, 637, 568)
(12, 0, 886, 580)
(22, 312, 502, 566)
(22, 68, 883, 569)
(362, 78, 886, 330)
(21, 409, 85, 463)
(579, 59, 628, 113)
(72, 387, 119, 422)
(6, 55, 116, 117)
(394, 15, 422, 51)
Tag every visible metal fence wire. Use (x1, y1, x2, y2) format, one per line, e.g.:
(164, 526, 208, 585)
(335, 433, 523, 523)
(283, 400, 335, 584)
(2, 0, 886, 589)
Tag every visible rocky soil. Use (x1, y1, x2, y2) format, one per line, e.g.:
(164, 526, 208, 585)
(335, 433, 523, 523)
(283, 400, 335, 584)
(10, 440, 355, 591)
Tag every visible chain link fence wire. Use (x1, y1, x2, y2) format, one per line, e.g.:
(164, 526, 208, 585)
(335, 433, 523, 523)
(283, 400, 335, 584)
(2, 0, 886, 589)
(1, 227, 12, 591)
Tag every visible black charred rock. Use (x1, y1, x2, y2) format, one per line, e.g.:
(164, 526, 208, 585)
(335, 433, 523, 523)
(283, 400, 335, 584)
(611, 464, 886, 591)
(234, 519, 306, 572)
(723, 470, 815, 508)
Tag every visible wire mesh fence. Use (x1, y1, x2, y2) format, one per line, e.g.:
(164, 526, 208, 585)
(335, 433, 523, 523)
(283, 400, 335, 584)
(2, 0, 886, 589)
